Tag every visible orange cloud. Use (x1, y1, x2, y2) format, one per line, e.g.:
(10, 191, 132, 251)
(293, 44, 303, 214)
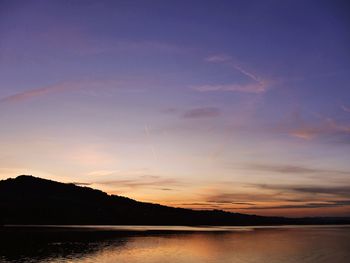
(289, 118, 350, 140)
(94, 175, 182, 190)
(275, 112, 350, 141)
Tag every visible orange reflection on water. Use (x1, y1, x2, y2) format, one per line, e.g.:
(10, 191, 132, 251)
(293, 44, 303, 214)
(55, 226, 350, 263)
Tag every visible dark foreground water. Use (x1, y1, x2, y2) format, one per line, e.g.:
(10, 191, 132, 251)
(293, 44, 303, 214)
(1, 225, 349, 263)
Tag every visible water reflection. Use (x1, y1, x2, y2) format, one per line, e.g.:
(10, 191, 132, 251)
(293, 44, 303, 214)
(1, 226, 349, 263)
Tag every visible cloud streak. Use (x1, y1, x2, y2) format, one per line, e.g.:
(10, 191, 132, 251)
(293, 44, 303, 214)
(0, 79, 111, 105)
(275, 112, 350, 141)
(205, 192, 283, 203)
(205, 54, 232, 63)
(257, 184, 350, 198)
(342, 105, 350, 113)
(243, 200, 350, 210)
(197, 53, 270, 94)
(197, 180, 350, 212)
(71, 182, 92, 186)
(245, 163, 350, 177)
(291, 120, 350, 141)
(231, 64, 262, 83)
(94, 175, 181, 189)
(0, 79, 141, 105)
(192, 82, 268, 94)
(0, 82, 78, 104)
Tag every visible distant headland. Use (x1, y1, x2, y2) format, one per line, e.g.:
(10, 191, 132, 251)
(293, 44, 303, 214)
(1, 175, 349, 226)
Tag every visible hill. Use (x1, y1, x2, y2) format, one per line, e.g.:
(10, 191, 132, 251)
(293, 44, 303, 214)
(0, 175, 349, 225)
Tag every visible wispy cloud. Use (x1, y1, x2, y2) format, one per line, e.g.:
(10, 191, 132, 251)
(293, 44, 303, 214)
(192, 82, 268, 94)
(0, 79, 111, 105)
(195, 178, 350, 212)
(197, 53, 270, 94)
(0, 82, 79, 104)
(275, 112, 350, 141)
(0, 79, 143, 105)
(94, 175, 181, 189)
(231, 64, 262, 83)
(243, 200, 350, 210)
(205, 192, 281, 203)
(289, 118, 350, 140)
(71, 182, 92, 186)
(244, 163, 350, 177)
(342, 105, 350, 113)
(257, 184, 350, 198)
(183, 107, 221, 119)
(204, 54, 232, 63)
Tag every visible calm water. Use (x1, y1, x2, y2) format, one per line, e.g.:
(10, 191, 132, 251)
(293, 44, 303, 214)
(1, 225, 349, 263)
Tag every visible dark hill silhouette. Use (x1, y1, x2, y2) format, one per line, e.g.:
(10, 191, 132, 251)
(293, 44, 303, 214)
(0, 175, 349, 225)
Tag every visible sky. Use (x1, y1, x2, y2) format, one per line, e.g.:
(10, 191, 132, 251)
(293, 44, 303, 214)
(0, 0, 350, 217)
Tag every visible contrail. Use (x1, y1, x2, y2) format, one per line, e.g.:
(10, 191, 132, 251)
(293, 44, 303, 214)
(231, 63, 262, 83)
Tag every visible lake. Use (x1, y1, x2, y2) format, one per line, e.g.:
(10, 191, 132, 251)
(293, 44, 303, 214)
(1, 225, 349, 263)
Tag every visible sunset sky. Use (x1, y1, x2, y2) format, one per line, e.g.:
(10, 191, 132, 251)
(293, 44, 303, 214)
(1, 0, 349, 217)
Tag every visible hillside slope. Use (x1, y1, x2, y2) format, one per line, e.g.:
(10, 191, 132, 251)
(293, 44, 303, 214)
(0, 175, 348, 225)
